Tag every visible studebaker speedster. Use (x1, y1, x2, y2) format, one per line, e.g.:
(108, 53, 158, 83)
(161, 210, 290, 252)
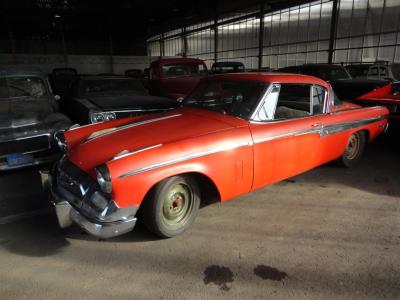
(42, 73, 389, 239)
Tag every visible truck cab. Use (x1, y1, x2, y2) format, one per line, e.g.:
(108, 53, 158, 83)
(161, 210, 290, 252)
(148, 58, 208, 100)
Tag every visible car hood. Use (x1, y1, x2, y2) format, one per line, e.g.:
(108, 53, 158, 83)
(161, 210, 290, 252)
(330, 79, 390, 100)
(68, 108, 244, 172)
(84, 94, 177, 111)
(0, 97, 54, 129)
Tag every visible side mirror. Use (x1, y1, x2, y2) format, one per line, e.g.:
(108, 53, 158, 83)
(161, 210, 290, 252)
(54, 95, 61, 101)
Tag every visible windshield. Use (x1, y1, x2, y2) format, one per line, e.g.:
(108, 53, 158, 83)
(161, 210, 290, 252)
(311, 66, 352, 81)
(6, 76, 48, 98)
(82, 79, 146, 95)
(162, 63, 207, 77)
(346, 66, 369, 78)
(184, 80, 267, 119)
(212, 65, 244, 73)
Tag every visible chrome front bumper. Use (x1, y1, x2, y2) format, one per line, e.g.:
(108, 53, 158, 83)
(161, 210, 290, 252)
(40, 170, 138, 239)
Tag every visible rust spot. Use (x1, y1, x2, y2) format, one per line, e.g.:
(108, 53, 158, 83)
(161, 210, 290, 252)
(254, 265, 287, 281)
(203, 265, 234, 291)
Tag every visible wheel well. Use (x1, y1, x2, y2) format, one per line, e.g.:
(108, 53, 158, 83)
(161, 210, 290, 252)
(189, 172, 221, 205)
(359, 129, 370, 142)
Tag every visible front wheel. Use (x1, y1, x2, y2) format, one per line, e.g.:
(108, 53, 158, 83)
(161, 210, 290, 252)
(142, 175, 200, 238)
(339, 131, 367, 168)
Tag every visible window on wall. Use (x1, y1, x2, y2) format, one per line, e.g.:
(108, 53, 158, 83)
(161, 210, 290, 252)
(146, 0, 400, 69)
(334, 0, 400, 64)
(217, 16, 260, 69)
(262, 0, 333, 69)
(186, 29, 215, 68)
(164, 36, 183, 56)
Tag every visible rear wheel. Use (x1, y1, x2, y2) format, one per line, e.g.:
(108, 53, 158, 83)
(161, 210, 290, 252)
(339, 131, 367, 168)
(142, 175, 200, 238)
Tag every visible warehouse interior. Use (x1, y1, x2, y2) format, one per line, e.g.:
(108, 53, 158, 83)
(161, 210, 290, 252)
(1, 0, 400, 299)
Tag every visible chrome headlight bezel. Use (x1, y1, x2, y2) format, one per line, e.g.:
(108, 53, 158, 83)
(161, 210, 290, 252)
(90, 112, 116, 124)
(95, 164, 112, 194)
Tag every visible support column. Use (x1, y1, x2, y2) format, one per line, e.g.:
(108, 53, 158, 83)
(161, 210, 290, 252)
(9, 31, 16, 64)
(61, 30, 68, 67)
(258, 2, 265, 69)
(328, 0, 339, 64)
(214, 14, 218, 63)
(182, 27, 187, 57)
(109, 34, 114, 73)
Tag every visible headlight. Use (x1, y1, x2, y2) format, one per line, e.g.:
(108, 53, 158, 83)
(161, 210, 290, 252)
(54, 130, 66, 151)
(90, 112, 116, 123)
(104, 112, 116, 121)
(91, 113, 105, 123)
(95, 164, 112, 193)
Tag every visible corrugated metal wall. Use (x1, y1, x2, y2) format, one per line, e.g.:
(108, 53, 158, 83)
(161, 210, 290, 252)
(147, 0, 400, 69)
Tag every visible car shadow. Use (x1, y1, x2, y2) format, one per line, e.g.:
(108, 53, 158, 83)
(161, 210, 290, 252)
(289, 134, 400, 198)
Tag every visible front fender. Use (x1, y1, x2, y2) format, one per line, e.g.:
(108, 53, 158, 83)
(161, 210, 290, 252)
(107, 127, 254, 208)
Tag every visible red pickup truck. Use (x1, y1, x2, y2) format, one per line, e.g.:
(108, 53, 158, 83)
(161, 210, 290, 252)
(148, 58, 208, 100)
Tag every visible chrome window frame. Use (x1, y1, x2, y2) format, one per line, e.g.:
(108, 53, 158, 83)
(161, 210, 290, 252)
(250, 82, 330, 123)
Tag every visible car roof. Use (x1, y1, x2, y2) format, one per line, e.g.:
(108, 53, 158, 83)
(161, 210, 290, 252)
(280, 63, 344, 70)
(79, 75, 136, 80)
(205, 72, 330, 88)
(1, 67, 45, 77)
(151, 57, 205, 65)
(212, 61, 244, 66)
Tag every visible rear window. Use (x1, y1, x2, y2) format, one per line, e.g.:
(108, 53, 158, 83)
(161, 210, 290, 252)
(162, 63, 206, 77)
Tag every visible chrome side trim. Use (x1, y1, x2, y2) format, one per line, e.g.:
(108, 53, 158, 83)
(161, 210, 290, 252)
(82, 113, 181, 144)
(112, 144, 163, 161)
(253, 115, 387, 144)
(254, 128, 321, 144)
(320, 115, 387, 137)
(118, 141, 251, 179)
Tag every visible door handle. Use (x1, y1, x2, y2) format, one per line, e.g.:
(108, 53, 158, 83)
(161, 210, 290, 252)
(311, 122, 322, 128)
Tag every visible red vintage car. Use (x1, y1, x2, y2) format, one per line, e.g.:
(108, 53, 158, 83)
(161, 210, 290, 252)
(148, 58, 208, 100)
(42, 73, 389, 239)
(356, 82, 400, 122)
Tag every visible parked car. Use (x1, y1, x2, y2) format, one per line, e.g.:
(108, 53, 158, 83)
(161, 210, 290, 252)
(42, 73, 388, 239)
(355, 82, 400, 123)
(63, 75, 177, 124)
(0, 68, 72, 170)
(48, 68, 78, 101)
(210, 61, 245, 74)
(148, 58, 208, 100)
(277, 63, 389, 101)
(346, 62, 400, 82)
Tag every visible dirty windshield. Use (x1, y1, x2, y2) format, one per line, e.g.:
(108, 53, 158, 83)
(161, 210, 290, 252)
(6, 76, 48, 98)
(184, 80, 267, 119)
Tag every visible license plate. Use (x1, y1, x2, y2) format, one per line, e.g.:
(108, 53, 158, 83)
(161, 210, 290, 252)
(5, 153, 35, 167)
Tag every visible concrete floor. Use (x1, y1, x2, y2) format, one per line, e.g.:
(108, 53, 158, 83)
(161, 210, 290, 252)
(0, 135, 399, 299)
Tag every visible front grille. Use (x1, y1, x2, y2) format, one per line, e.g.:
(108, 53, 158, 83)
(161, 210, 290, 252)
(56, 158, 96, 207)
(0, 134, 50, 156)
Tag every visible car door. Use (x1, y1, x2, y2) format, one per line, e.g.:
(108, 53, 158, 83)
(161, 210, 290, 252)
(250, 83, 325, 190)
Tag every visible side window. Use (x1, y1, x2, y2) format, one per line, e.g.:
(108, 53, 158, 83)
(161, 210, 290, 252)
(312, 85, 326, 115)
(196, 64, 207, 75)
(256, 84, 280, 121)
(274, 84, 311, 120)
